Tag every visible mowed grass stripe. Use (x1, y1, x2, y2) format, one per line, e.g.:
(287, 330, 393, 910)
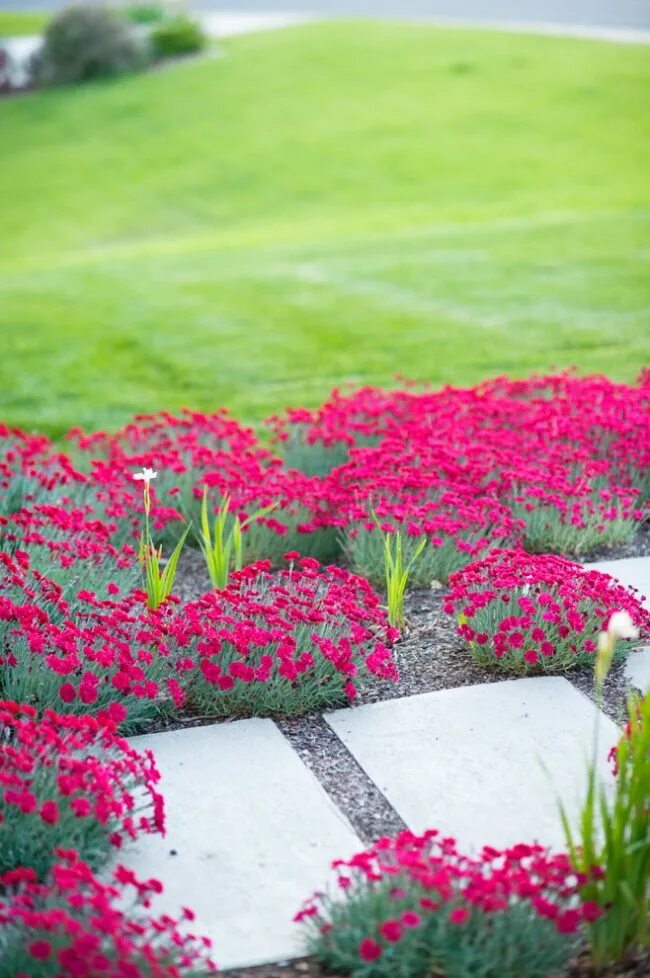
(0, 22, 648, 435)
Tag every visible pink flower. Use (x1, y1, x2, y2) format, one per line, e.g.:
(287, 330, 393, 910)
(40, 801, 59, 825)
(556, 909, 582, 934)
(379, 918, 402, 942)
(358, 938, 383, 962)
(401, 910, 421, 928)
(449, 907, 469, 925)
(28, 940, 52, 961)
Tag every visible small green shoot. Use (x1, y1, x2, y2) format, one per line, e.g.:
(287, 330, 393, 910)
(378, 520, 427, 630)
(197, 488, 277, 590)
(134, 467, 190, 610)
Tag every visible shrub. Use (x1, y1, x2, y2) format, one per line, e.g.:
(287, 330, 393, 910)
(70, 409, 337, 562)
(339, 483, 520, 588)
(265, 386, 412, 474)
(0, 851, 217, 975)
(444, 549, 650, 672)
(0, 553, 183, 731)
(34, 5, 147, 86)
(178, 556, 398, 717)
(296, 829, 595, 978)
(0, 701, 164, 879)
(151, 15, 206, 60)
(0, 498, 139, 601)
(123, 2, 166, 25)
(508, 472, 641, 556)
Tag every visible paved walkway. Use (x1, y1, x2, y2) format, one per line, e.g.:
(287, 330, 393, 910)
(2, 4, 650, 43)
(5, 1, 650, 31)
(121, 555, 649, 970)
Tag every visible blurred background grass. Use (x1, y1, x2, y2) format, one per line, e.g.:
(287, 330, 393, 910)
(0, 10, 48, 34)
(0, 20, 648, 436)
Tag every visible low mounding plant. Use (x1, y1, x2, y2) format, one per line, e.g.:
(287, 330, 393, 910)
(34, 5, 147, 86)
(444, 549, 650, 672)
(0, 701, 164, 879)
(0, 851, 217, 976)
(561, 613, 650, 965)
(296, 829, 597, 978)
(0, 552, 184, 731)
(178, 556, 399, 717)
(151, 15, 207, 59)
(508, 474, 641, 556)
(340, 490, 519, 589)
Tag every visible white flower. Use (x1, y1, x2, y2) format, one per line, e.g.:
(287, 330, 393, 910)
(607, 610, 639, 640)
(133, 467, 158, 485)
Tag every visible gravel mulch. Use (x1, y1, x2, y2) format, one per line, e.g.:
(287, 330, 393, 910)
(580, 524, 650, 563)
(221, 947, 650, 978)
(277, 713, 407, 845)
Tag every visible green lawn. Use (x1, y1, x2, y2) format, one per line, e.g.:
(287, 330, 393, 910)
(1, 22, 648, 436)
(0, 10, 48, 35)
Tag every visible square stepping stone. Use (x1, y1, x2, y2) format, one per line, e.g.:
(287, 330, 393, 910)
(584, 555, 650, 603)
(624, 646, 650, 693)
(125, 720, 362, 969)
(326, 677, 619, 853)
(583, 557, 650, 693)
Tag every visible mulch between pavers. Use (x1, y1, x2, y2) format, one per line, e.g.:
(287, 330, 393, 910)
(221, 946, 650, 978)
(173, 533, 647, 978)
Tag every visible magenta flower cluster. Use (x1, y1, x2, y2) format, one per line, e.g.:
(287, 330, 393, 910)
(444, 549, 650, 671)
(296, 828, 604, 977)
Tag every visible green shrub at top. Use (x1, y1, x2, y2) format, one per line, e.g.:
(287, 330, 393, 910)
(35, 5, 147, 86)
(123, 2, 166, 25)
(152, 15, 206, 59)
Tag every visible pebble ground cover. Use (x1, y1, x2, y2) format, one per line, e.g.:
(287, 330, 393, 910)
(1, 370, 649, 975)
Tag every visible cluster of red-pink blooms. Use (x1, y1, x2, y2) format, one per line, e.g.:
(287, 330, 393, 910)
(324, 439, 521, 552)
(69, 408, 331, 541)
(295, 828, 603, 963)
(269, 373, 649, 493)
(0, 551, 183, 720)
(444, 549, 650, 670)
(171, 555, 398, 710)
(271, 373, 649, 556)
(0, 701, 164, 860)
(0, 850, 217, 976)
(0, 425, 81, 494)
(3, 374, 647, 594)
(1, 549, 397, 718)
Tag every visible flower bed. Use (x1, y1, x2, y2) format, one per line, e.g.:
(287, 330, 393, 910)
(0, 552, 182, 729)
(0, 850, 216, 976)
(296, 828, 600, 978)
(444, 549, 650, 672)
(0, 701, 164, 878)
(72, 408, 339, 562)
(0, 371, 648, 976)
(176, 556, 399, 717)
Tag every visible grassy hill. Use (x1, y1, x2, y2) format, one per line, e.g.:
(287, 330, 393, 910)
(1, 21, 648, 435)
